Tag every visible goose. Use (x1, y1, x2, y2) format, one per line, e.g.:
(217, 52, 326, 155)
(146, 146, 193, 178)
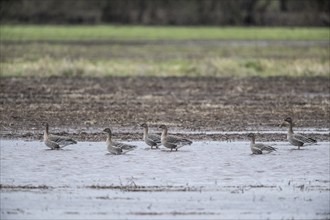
(42, 122, 77, 150)
(103, 128, 137, 155)
(140, 123, 161, 149)
(247, 133, 276, 154)
(159, 124, 192, 151)
(280, 117, 317, 149)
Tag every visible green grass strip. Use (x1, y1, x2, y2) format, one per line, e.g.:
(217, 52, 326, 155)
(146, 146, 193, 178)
(1, 25, 329, 41)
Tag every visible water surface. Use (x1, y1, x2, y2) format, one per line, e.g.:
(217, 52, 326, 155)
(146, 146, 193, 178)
(1, 140, 329, 219)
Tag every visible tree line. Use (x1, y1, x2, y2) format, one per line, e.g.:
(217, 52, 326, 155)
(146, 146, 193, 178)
(1, 0, 329, 26)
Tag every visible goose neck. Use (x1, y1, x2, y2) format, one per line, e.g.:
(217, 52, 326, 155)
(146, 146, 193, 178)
(288, 122, 294, 134)
(106, 132, 112, 142)
(250, 137, 255, 144)
(44, 124, 49, 139)
(161, 127, 168, 137)
(143, 127, 148, 139)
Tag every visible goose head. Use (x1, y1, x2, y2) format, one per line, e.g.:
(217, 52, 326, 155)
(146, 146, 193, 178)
(159, 124, 167, 130)
(140, 123, 148, 128)
(284, 117, 293, 123)
(41, 122, 49, 132)
(247, 133, 255, 140)
(103, 128, 112, 134)
(280, 117, 293, 127)
(41, 122, 49, 127)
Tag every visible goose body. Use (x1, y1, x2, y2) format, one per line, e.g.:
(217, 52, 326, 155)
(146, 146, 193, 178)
(247, 133, 276, 154)
(281, 117, 317, 149)
(159, 125, 192, 151)
(140, 123, 161, 149)
(103, 128, 137, 155)
(43, 122, 77, 150)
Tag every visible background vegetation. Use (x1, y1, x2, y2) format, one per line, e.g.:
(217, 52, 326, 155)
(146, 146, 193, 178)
(1, 0, 329, 26)
(0, 0, 329, 78)
(1, 26, 328, 77)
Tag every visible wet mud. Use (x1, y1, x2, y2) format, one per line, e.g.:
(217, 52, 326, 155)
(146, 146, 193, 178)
(0, 76, 329, 141)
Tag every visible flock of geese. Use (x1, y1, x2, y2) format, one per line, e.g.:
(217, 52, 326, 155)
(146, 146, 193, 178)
(42, 117, 317, 155)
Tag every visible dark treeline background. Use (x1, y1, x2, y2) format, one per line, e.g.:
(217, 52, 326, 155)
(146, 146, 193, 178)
(1, 0, 329, 26)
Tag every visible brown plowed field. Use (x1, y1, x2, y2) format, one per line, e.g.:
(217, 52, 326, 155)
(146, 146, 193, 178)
(0, 76, 329, 141)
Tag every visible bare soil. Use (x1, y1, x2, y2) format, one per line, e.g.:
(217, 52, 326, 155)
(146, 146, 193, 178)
(0, 76, 329, 141)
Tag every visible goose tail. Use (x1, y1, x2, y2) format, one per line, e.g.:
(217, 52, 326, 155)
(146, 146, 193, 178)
(182, 139, 193, 145)
(307, 137, 317, 143)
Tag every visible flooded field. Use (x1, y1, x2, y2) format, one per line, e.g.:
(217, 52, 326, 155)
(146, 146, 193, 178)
(1, 27, 329, 219)
(1, 140, 329, 219)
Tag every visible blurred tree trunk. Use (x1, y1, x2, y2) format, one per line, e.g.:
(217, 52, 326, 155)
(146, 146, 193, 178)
(280, 0, 288, 11)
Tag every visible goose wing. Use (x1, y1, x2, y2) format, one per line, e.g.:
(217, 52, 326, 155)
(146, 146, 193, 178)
(251, 146, 263, 154)
(49, 134, 77, 147)
(180, 138, 193, 145)
(113, 141, 137, 151)
(147, 134, 161, 145)
(255, 143, 276, 152)
(166, 135, 192, 146)
(45, 139, 60, 150)
(293, 133, 317, 144)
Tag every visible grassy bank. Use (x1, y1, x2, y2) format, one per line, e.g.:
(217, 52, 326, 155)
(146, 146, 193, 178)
(1, 25, 329, 41)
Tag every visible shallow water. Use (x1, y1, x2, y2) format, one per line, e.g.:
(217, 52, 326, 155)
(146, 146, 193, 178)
(1, 140, 329, 219)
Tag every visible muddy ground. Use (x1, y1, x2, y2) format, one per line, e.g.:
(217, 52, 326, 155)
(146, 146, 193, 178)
(0, 76, 329, 141)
